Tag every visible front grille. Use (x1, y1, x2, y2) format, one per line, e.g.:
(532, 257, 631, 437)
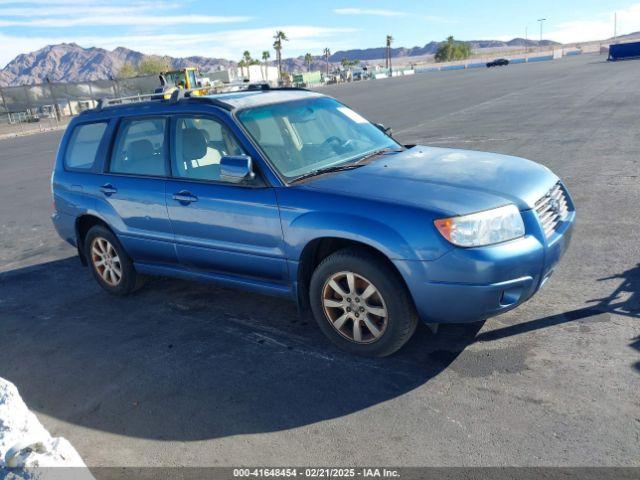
(535, 182, 570, 238)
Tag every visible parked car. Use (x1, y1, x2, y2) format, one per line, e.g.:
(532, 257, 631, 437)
(51, 88, 575, 357)
(487, 58, 510, 67)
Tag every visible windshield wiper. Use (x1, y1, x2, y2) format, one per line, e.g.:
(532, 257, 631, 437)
(354, 147, 403, 164)
(289, 148, 403, 184)
(290, 163, 364, 183)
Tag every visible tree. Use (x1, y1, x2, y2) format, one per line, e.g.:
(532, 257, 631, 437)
(273, 30, 288, 85)
(435, 36, 472, 62)
(137, 57, 171, 75)
(341, 58, 359, 68)
(340, 58, 359, 81)
(323, 48, 331, 76)
(304, 53, 313, 72)
(280, 70, 291, 86)
(262, 50, 271, 81)
(386, 35, 393, 74)
(239, 51, 260, 68)
(117, 62, 138, 79)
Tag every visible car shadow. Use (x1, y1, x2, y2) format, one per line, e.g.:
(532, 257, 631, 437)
(0, 257, 482, 441)
(477, 264, 639, 341)
(2, 259, 637, 441)
(476, 264, 640, 373)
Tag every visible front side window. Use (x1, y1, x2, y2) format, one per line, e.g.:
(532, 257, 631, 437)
(64, 122, 107, 170)
(110, 118, 167, 176)
(172, 117, 246, 182)
(237, 97, 400, 180)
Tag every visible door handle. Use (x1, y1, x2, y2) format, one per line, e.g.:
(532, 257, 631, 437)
(172, 190, 198, 204)
(100, 184, 117, 196)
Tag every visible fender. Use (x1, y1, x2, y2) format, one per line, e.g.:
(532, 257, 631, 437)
(285, 211, 416, 261)
(285, 211, 416, 312)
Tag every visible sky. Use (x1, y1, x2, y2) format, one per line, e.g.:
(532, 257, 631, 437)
(0, 0, 639, 67)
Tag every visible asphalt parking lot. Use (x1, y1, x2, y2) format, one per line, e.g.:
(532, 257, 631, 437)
(0, 54, 638, 468)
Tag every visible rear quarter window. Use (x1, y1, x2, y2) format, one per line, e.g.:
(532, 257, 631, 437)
(64, 122, 108, 170)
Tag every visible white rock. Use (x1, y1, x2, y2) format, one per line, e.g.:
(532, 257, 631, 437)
(0, 378, 93, 479)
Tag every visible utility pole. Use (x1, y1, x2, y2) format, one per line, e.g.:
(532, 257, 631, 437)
(525, 26, 528, 55)
(538, 18, 546, 52)
(45, 76, 61, 121)
(614, 12, 618, 43)
(385, 43, 389, 69)
(386, 35, 393, 77)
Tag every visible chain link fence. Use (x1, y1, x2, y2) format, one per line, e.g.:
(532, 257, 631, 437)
(0, 75, 161, 135)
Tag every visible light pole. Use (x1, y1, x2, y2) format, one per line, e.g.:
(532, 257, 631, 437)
(537, 18, 546, 52)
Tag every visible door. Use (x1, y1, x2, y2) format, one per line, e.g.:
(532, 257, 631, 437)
(165, 115, 287, 283)
(96, 116, 177, 266)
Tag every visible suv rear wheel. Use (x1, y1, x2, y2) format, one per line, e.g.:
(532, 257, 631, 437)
(309, 248, 418, 357)
(85, 225, 145, 296)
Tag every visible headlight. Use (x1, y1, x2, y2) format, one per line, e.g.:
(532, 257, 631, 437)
(434, 204, 525, 247)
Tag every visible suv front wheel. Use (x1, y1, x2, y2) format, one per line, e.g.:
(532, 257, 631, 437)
(85, 225, 145, 296)
(309, 248, 418, 357)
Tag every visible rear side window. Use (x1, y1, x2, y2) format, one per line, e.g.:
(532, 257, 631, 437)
(64, 122, 107, 170)
(110, 118, 167, 176)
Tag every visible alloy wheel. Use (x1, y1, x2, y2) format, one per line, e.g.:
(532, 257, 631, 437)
(90, 237, 122, 287)
(321, 271, 388, 344)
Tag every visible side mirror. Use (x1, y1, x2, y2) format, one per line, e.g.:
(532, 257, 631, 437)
(374, 123, 393, 137)
(220, 156, 255, 184)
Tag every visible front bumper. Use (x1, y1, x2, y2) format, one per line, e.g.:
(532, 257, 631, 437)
(395, 209, 575, 324)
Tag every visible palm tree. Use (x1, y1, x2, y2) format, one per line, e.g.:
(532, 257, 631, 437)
(261, 50, 270, 81)
(434, 36, 471, 62)
(386, 35, 393, 75)
(323, 47, 331, 77)
(239, 51, 255, 73)
(304, 53, 313, 72)
(273, 30, 288, 85)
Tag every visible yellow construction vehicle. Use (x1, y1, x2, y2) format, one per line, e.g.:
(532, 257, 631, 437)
(156, 67, 209, 99)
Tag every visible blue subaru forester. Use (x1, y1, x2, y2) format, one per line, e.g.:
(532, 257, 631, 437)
(51, 87, 575, 356)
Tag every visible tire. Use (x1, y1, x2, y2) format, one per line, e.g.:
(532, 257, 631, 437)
(309, 247, 418, 357)
(84, 225, 145, 296)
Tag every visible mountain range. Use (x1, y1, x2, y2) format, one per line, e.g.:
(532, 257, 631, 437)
(0, 38, 561, 87)
(329, 38, 559, 62)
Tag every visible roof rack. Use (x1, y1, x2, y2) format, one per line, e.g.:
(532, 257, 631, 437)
(91, 83, 310, 112)
(95, 92, 161, 111)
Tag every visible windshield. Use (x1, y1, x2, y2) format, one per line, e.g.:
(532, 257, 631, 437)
(165, 71, 186, 87)
(237, 97, 400, 180)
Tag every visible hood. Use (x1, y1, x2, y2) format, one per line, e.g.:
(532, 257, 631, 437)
(297, 146, 558, 216)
